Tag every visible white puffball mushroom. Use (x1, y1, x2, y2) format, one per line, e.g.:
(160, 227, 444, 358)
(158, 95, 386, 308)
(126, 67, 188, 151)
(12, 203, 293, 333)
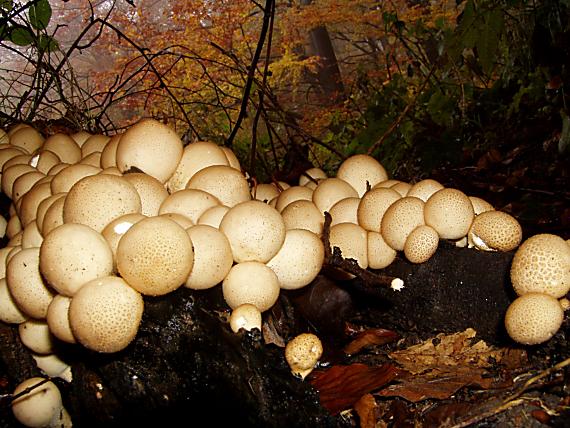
(336, 154, 388, 197)
(329, 197, 360, 226)
(280, 199, 324, 236)
(11, 377, 64, 428)
(312, 178, 358, 214)
(424, 188, 474, 240)
(357, 187, 401, 232)
(159, 188, 220, 224)
(404, 225, 439, 264)
(367, 231, 397, 269)
(32, 353, 73, 382)
(197, 205, 230, 229)
(46, 294, 77, 344)
(123, 172, 169, 217)
(18, 319, 55, 355)
(222, 262, 280, 312)
(186, 164, 251, 207)
(229, 303, 262, 333)
(468, 210, 522, 252)
(469, 196, 495, 215)
(275, 186, 314, 212)
(299, 167, 327, 190)
(253, 183, 281, 203)
(407, 179, 444, 202)
(381, 196, 425, 251)
(0, 277, 28, 324)
(285, 333, 323, 379)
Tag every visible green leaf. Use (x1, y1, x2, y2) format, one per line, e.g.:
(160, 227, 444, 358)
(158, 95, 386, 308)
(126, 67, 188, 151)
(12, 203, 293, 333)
(9, 26, 34, 46)
(476, 10, 504, 74)
(37, 34, 58, 51)
(29, 0, 52, 31)
(0, 0, 13, 11)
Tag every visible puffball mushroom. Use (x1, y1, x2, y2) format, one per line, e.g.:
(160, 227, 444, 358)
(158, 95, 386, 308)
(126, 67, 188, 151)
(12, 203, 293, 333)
(186, 164, 251, 207)
(424, 188, 474, 240)
(42, 133, 82, 164)
(329, 197, 360, 226)
(312, 178, 358, 214)
(18, 319, 55, 355)
(380, 196, 425, 251)
(469, 196, 495, 215)
(367, 231, 397, 269)
(285, 333, 323, 379)
(280, 199, 324, 236)
(100, 133, 121, 169)
(122, 172, 169, 217)
(299, 167, 327, 190)
(468, 210, 522, 252)
(39, 223, 114, 296)
(46, 294, 76, 344)
(159, 188, 220, 224)
(102, 213, 146, 271)
(50, 163, 100, 194)
(32, 353, 72, 382)
(505, 293, 564, 345)
(197, 205, 230, 229)
(329, 222, 369, 269)
(116, 118, 183, 183)
(220, 200, 286, 263)
(117, 216, 194, 296)
(336, 154, 388, 197)
(0, 277, 28, 324)
(407, 179, 444, 202)
(229, 303, 262, 333)
(357, 187, 401, 232)
(11, 377, 67, 428)
(9, 126, 44, 153)
(253, 183, 281, 203)
(404, 225, 439, 264)
(510, 234, 570, 298)
(275, 185, 314, 212)
(222, 262, 280, 312)
(68, 276, 144, 353)
(19, 181, 52, 227)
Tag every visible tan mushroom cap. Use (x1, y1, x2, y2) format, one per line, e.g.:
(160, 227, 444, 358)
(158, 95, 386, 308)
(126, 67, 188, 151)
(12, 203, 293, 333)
(229, 303, 262, 333)
(42, 133, 82, 164)
(3, 153, 33, 170)
(12, 171, 45, 202)
(19, 319, 54, 354)
(329, 197, 360, 226)
(275, 185, 314, 212)
(407, 179, 444, 202)
(50, 164, 100, 194)
(0, 128, 9, 143)
(390, 181, 412, 197)
(469, 196, 495, 215)
(357, 187, 401, 232)
(336, 154, 388, 197)
(221, 146, 242, 171)
(19, 181, 52, 227)
(285, 333, 323, 379)
(372, 179, 402, 189)
(71, 130, 92, 146)
(0, 277, 28, 324)
(69, 275, 144, 353)
(6, 247, 55, 319)
(253, 183, 280, 203)
(63, 174, 142, 233)
(220, 200, 286, 263)
(185, 225, 233, 290)
(197, 205, 230, 229)
(2, 164, 36, 199)
(468, 210, 522, 252)
(46, 162, 69, 176)
(186, 165, 251, 207)
(21, 220, 43, 249)
(381, 196, 425, 251)
(40, 223, 114, 296)
(329, 222, 368, 269)
(123, 172, 168, 217)
(222, 261, 280, 312)
(101, 213, 146, 271)
(166, 141, 229, 193)
(81, 134, 109, 158)
(510, 234, 570, 298)
(99, 133, 121, 169)
(116, 118, 183, 183)
(159, 188, 220, 224)
(281, 199, 324, 236)
(31, 150, 61, 174)
(35, 193, 64, 235)
(404, 225, 439, 263)
(41, 195, 66, 237)
(117, 216, 194, 296)
(505, 293, 564, 345)
(266, 229, 325, 290)
(7, 123, 31, 136)
(299, 167, 327, 190)
(11, 377, 63, 428)
(160, 212, 194, 229)
(79, 151, 102, 167)
(0, 147, 26, 172)
(46, 294, 76, 344)
(312, 178, 358, 214)
(9, 126, 44, 154)
(424, 188, 474, 240)
(367, 231, 397, 269)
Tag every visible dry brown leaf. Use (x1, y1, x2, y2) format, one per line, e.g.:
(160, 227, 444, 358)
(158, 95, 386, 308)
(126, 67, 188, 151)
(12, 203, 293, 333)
(353, 394, 377, 428)
(343, 328, 400, 355)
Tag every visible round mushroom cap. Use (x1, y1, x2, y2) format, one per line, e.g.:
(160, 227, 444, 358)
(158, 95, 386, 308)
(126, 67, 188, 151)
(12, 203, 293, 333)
(11, 377, 63, 428)
(123, 172, 169, 217)
(404, 225, 439, 263)
(116, 118, 183, 183)
(159, 212, 194, 229)
(71, 130, 92, 146)
(220, 146, 242, 170)
(197, 205, 230, 229)
(41, 195, 66, 237)
(222, 261, 280, 312)
(69, 276, 144, 353)
(510, 234, 570, 298)
(12, 171, 45, 202)
(468, 210, 522, 252)
(50, 164, 100, 194)
(220, 200, 286, 263)
(19, 181, 52, 227)
(329, 197, 360, 226)
(275, 185, 314, 212)
(285, 333, 323, 379)
(312, 178, 358, 214)
(407, 179, 444, 202)
(186, 165, 251, 207)
(424, 188, 474, 240)
(185, 225, 233, 290)
(63, 174, 142, 233)
(166, 141, 229, 193)
(367, 231, 397, 269)
(390, 181, 412, 197)
(47, 162, 70, 176)
(31, 150, 61, 174)
(0, 147, 27, 172)
(159, 188, 220, 224)
(357, 187, 401, 232)
(229, 303, 262, 333)
(505, 293, 564, 345)
(46, 294, 76, 344)
(7, 247, 55, 319)
(2, 164, 36, 199)
(299, 167, 327, 190)
(266, 229, 325, 290)
(18, 319, 54, 354)
(42, 133, 82, 164)
(329, 222, 368, 269)
(81, 134, 109, 158)
(9, 126, 44, 154)
(0, 277, 28, 324)
(3, 153, 33, 170)
(80, 151, 102, 168)
(469, 196, 495, 215)
(39, 223, 114, 296)
(281, 199, 324, 236)
(253, 183, 280, 203)
(117, 216, 194, 296)
(336, 154, 388, 197)
(101, 213, 146, 271)
(381, 196, 425, 251)
(21, 220, 43, 249)
(100, 133, 121, 169)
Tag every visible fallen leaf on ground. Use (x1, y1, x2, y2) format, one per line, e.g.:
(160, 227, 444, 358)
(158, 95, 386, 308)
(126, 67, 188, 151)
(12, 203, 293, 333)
(343, 328, 400, 355)
(353, 394, 377, 428)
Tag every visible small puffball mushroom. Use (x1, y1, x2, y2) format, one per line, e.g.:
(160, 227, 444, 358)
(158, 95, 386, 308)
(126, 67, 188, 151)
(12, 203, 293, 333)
(46, 294, 76, 344)
(117, 216, 194, 296)
(36, 193, 65, 236)
(40, 223, 114, 296)
(63, 174, 142, 233)
(3, 154, 33, 170)
(8, 231, 23, 247)
(102, 213, 146, 271)
(299, 167, 327, 190)
(336, 154, 388, 197)
(312, 178, 358, 214)
(2, 164, 36, 199)
(229, 303, 262, 333)
(68, 276, 144, 353)
(468, 210, 522, 252)
(116, 118, 183, 183)
(6, 213, 22, 239)
(40, 195, 66, 237)
(31, 150, 61, 175)
(275, 185, 314, 212)
(329, 222, 368, 269)
(186, 165, 251, 207)
(221, 146, 242, 171)
(185, 225, 233, 290)
(505, 293, 564, 345)
(8, 123, 31, 136)
(280, 199, 324, 236)
(469, 196, 495, 215)
(19, 319, 55, 354)
(329, 197, 360, 226)
(0, 277, 28, 324)
(285, 333, 323, 379)
(81, 134, 109, 158)
(159, 188, 220, 224)
(404, 225, 439, 263)
(390, 181, 412, 197)
(46, 162, 69, 176)
(100, 133, 121, 169)
(21, 220, 43, 249)
(266, 229, 325, 290)
(381, 196, 425, 251)
(220, 200, 286, 263)
(197, 205, 230, 229)
(71, 130, 92, 146)
(253, 183, 280, 203)
(9, 126, 44, 153)
(160, 212, 194, 229)
(12, 171, 45, 202)
(32, 354, 72, 382)
(80, 151, 102, 168)
(11, 377, 64, 428)
(42, 133, 82, 164)
(367, 231, 397, 269)
(7, 247, 54, 319)
(19, 181, 52, 227)
(424, 188, 474, 240)
(357, 187, 401, 232)
(373, 179, 402, 189)
(166, 140, 229, 193)
(407, 179, 444, 202)
(222, 261, 280, 311)
(510, 234, 570, 298)
(50, 164, 101, 194)
(122, 172, 169, 217)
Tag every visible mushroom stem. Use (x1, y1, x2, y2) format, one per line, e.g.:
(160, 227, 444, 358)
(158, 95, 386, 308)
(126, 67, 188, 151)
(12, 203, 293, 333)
(321, 212, 396, 288)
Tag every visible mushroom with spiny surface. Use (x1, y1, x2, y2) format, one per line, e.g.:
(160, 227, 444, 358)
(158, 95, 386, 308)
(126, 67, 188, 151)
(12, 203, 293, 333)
(285, 333, 323, 379)
(335, 154, 388, 197)
(424, 188, 474, 240)
(380, 196, 425, 251)
(468, 210, 522, 252)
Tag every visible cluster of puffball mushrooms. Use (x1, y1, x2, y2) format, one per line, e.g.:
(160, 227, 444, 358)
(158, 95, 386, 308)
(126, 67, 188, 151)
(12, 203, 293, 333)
(0, 118, 569, 427)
